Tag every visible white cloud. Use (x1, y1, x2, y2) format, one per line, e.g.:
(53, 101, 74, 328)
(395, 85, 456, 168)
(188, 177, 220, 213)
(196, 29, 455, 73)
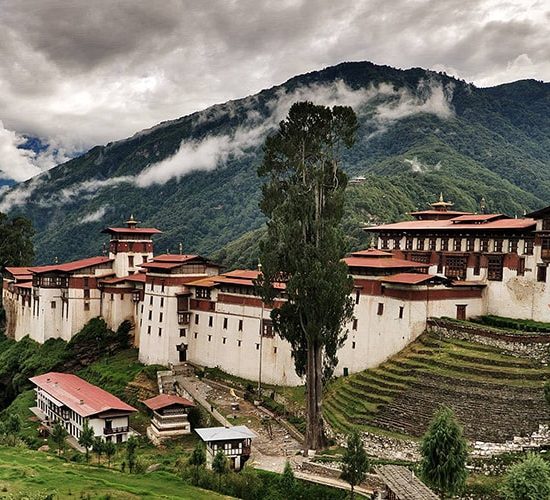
(404, 156, 442, 173)
(0, 121, 42, 181)
(0, 174, 45, 212)
(81, 205, 109, 223)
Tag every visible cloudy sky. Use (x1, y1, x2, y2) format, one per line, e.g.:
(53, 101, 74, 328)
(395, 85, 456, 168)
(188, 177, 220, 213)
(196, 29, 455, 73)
(0, 0, 548, 182)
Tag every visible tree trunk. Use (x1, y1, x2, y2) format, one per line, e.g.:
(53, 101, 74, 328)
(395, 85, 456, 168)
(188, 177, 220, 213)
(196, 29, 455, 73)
(305, 338, 325, 451)
(350, 484, 355, 500)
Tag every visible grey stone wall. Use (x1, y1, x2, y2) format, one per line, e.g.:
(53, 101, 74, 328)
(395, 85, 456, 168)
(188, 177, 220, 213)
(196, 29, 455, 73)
(427, 318, 550, 363)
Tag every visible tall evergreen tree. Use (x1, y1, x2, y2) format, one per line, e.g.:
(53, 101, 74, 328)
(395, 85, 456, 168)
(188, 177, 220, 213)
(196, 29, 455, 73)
(5, 414, 21, 446)
(212, 449, 228, 490)
(92, 436, 104, 464)
(126, 436, 138, 473)
(104, 440, 116, 468)
(51, 421, 68, 456)
(78, 421, 94, 462)
(340, 431, 369, 499)
(188, 442, 206, 485)
(420, 406, 468, 498)
(257, 101, 357, 450)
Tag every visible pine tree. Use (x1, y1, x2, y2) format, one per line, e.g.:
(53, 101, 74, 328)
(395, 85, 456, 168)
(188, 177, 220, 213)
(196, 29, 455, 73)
(257, 101, 357, 450)
(212, 449, 228, 490)
(188, 442, 206, 485)
(279, 460, 297, 499)
(104, 440, 116, 468)
(92, 436, 104, 464)
(420, 406, 468, 498)
(5, 414, 21, 447)
(126, 436, 138, 473)
(51, 421, 68, 456)
(78, 421, 94, 462)
(340, 431, 369, 499)
(501, 453, 550, 500)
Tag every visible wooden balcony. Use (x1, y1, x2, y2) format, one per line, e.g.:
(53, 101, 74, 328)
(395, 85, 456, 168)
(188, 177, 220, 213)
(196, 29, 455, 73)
(104, 426, 129, 435)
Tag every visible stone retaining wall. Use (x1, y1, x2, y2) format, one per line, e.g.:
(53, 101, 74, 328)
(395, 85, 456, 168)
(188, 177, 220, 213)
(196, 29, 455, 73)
(427, 318, 550, 363)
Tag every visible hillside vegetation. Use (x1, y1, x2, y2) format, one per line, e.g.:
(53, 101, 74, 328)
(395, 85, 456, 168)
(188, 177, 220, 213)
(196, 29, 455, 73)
(2, 61, 549, 265)
(324, 332, 550, 442)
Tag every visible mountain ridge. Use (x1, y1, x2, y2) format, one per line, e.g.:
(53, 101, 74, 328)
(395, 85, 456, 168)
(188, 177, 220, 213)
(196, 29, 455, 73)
(1, 60, 549, 266)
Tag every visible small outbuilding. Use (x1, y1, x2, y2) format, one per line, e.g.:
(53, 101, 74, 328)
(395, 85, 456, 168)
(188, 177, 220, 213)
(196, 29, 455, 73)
(195, 425, 256, 471)
(142, 394, 195, 444)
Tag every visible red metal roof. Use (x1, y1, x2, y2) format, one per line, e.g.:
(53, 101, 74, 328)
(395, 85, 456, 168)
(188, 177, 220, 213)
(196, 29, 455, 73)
(367, 216, 535, 232)
(185, 277, 217, 287)
(30, 372, 137, 417)
(142, 394, 194, 411)
(344, 256, 429, 269)
(5, 266, 33, 277)
(14, 282, 33, 289)
(381, 273, 441, 285)
(102, 227, 162, 235)
(152, 254, 201, 263)
(100, 273, 146, 285)
(29, 256, 113, 274)
(349, 249, 393, 258)
(224, 269, 260, 279)
(450, 213, 505, 223)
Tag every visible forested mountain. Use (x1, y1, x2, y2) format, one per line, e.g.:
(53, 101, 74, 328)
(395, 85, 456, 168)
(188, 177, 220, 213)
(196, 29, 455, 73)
(2, 61, 549, 267)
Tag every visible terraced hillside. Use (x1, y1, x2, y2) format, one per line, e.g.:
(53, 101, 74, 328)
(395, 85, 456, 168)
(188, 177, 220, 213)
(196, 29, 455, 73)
(324, 333, 550, 442)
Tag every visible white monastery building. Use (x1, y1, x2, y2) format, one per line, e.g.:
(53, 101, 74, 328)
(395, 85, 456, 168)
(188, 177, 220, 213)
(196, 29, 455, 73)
(30, 372, 136, 443)
(5, 197, 550, 386)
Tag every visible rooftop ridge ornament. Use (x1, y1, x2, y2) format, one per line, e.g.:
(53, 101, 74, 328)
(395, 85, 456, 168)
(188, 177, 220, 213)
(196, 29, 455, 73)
(429, 193, 454, 212)
(125, 214, 140, 229)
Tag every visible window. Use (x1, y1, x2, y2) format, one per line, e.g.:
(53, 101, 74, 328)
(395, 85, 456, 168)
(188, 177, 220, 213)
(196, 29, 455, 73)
(466, 238, 475, 252)
(161, 282, 165, 293)
(399, 306, 404, 319)
(256, 343, 260, 350)
(222, 338, 226, 344)
(429, 238, 436, 251)
(393, 237, 401, 250)
(179, 328, 186, 337)
(159, 312, 163, 322)
(128, 256, 134, 268)
(223, 318, 228, 329)
(453, 238, 462, 252)
(148, 310, 152, 321)
(517, 258, 525, 277)
(273, 347, 277, 354)
(381, 237, 389, 250)
(509, 239, 518, 253)
(441, 238, 449, 251)
(480, 239, 489, 252)
(238, 319, 243, 331)
(208, 316, 213, 327)
(487, 255, 504, 281)
(405, 238, 413, 250)
(158, 328, 162, 336)
(543, 218, 550, 231)
(195, 315, 199, 325)
(494, 239, 503, 253)
(352, 319, 358, 330)
(83, 277, 89, 288)
(84, 302, 90, 311)
(51, 301, 56, 309)
(262, 320, 274, 338)
(542, 237, 550, 260)
(194, 332, 198, 339)
(473, 254, 481, 276)
(160, 297, 164, 307)
(445, 255, 467, 280)
(196, 287, 211, 299)
(377, 303, 384, 316)
(149, 296, 153, 306)
(524, 239, 534, 255)
(537, 265, 547, 283)
(147, 326, 151, 335)
(352, 342, 356, 350)
(208, 335, 212, 342)
(437, 255, 443, 274)
(416, 238, 425, 251)
(237, 340, 242, 347)
(110, 294, 114, 301)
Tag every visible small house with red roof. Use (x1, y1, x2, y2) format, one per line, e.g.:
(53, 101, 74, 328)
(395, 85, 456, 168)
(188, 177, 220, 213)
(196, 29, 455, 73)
(142, 394, 195, 443)
(30, 372, 137, 443)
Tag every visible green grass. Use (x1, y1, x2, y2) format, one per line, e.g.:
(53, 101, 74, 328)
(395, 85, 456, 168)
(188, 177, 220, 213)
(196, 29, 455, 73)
(324, 331, 550, 439)
(0, 446, 229, 499)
